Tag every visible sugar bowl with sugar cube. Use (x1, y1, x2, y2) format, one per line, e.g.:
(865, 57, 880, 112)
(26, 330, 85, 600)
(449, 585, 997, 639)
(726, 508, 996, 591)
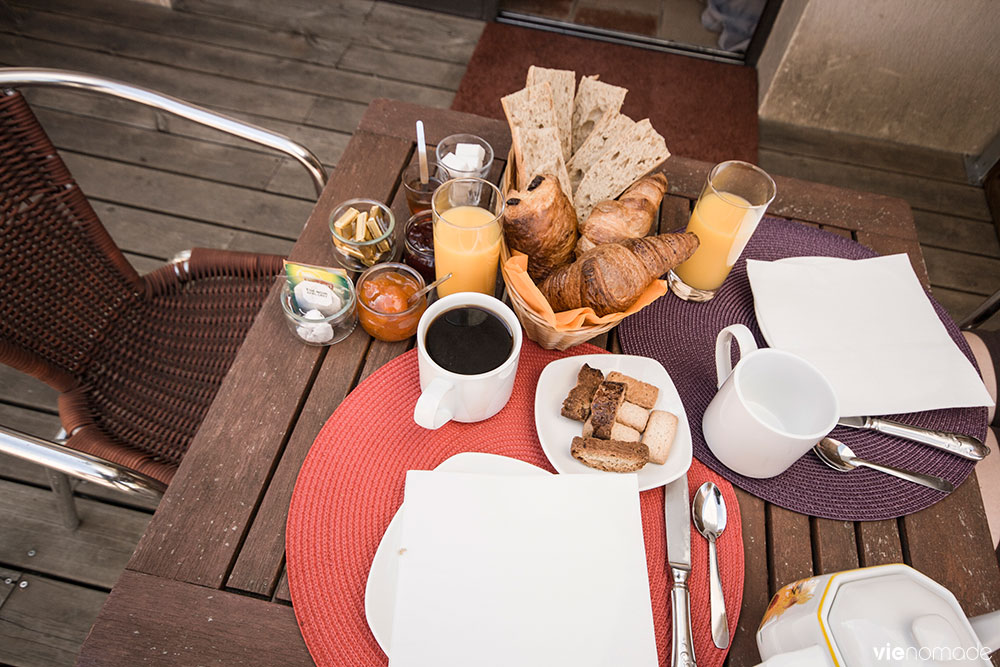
(329, 199, 399, 272)
(281, 261, 357, 346)
(435, 133, 494, 180)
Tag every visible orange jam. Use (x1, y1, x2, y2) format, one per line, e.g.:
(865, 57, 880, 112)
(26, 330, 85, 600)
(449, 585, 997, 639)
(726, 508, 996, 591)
(357, 270, 426, 342)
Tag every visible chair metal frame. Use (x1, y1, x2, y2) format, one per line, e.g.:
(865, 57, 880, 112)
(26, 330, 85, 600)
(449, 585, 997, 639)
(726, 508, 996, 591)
(0, 67, 328, 524)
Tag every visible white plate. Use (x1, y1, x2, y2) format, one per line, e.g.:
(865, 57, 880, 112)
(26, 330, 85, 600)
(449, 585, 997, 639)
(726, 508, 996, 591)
(534, 354, 692, 492)
(364, 452, 550, 655)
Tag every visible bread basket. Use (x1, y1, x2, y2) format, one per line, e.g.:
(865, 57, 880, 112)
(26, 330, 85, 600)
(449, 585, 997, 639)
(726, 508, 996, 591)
(499, 151, 616, 351)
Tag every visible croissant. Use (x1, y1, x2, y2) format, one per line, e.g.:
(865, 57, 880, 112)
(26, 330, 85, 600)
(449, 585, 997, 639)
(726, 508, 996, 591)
(540, 233, 699, 316)
(502, 173, 578, 282)
(576, 173, 668, 256)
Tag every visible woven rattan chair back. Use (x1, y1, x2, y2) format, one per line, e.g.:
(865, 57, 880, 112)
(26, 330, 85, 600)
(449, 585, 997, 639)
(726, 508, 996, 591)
(0, 90, 284, 484)
(0, 90, 144, 388)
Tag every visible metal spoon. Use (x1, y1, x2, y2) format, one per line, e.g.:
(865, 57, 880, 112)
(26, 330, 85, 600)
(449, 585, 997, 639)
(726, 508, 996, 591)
(691, 481, 729, 649)
(407, 272, 451, 306)
(813, 437, 955, 493)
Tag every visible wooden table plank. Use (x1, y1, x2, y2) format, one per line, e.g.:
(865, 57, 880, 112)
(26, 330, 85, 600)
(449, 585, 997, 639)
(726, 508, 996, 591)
(77, 571, 311, 666)
(766, 505, 814, 594)
(729, 489, 769, 667)
(857, 520, 905, 566)
(902, 471, 1000, 617)
(811, 517, 860, 574)
(358, 98, 512, 161)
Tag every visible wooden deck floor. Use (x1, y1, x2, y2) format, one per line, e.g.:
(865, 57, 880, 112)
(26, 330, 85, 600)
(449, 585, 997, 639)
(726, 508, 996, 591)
(0, 1, 997, 664)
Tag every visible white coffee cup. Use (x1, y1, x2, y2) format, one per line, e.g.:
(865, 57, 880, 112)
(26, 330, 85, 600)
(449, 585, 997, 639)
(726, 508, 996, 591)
(413, 292, 522, 430)
(702, 324, 839, 478)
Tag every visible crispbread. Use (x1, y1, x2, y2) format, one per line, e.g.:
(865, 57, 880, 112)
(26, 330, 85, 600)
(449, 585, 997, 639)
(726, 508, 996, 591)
(582, 417, 640, 442)
(526, 66, 575, 161)
(571, 437, 649, 473)
(566, 110, 635, 192)
(571, 76, 627, 155)
(515, 127, 573, 201)
(501, 82, 559, 186)
(573, 118, 670, 223)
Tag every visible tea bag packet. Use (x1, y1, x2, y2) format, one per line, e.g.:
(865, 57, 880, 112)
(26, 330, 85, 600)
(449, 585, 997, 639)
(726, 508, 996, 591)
(284, 261, 353, 344)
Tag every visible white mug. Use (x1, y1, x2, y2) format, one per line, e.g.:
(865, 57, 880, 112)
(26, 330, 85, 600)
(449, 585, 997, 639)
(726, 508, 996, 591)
(702, 324, 839, 478)
(414, 292, 522, 430)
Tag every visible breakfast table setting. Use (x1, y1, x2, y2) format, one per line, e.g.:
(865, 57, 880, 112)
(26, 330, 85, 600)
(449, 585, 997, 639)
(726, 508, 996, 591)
(76, 86, 1000, 667)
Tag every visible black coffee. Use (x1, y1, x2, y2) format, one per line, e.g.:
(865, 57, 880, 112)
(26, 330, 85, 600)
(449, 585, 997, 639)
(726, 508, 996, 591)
(425, 306, 513, 375)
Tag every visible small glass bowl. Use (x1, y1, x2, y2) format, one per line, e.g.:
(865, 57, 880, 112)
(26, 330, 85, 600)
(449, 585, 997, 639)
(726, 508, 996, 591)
(402, 209, 435, 283)
(328, 198, 399, 272)
(280, 280, 356, 346)
(356, 262, 427, 342)
(435, 133, 494, 180)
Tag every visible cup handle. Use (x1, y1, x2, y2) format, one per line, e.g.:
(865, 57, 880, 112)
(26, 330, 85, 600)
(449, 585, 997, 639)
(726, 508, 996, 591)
(715, 324, 758, 389)
(414, 377, 454, 430)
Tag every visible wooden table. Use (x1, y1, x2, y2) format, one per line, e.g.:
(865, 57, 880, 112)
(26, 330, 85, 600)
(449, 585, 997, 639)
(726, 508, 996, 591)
(77, 100, 1000, 666)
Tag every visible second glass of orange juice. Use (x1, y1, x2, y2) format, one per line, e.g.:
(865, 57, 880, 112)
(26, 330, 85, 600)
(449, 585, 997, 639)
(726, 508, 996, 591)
(668, 160, 776, 302)
(431, 177, 505, 297)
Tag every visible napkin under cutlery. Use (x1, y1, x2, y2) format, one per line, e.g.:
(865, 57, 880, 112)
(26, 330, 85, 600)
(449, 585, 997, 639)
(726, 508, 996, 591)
(746, 254, 992, 417)
(388, 471, 657, 667)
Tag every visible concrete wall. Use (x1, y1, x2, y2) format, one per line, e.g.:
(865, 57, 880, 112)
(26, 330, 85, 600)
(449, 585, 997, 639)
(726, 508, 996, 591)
(758, 0, 1000, 156)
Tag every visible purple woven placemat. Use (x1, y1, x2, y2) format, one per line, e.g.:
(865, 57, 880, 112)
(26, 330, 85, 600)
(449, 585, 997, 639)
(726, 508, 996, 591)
(619, 217, 989, 520)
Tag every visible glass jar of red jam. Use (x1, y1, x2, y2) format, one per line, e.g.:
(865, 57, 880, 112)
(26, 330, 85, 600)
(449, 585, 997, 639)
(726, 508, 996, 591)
(356, 263, 427, 342)
(402, 210, 435, 283)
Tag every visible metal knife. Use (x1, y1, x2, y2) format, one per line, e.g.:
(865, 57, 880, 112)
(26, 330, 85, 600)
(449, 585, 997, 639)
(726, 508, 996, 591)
(665, 475, 697, 667)
(838, 416, 989, 461)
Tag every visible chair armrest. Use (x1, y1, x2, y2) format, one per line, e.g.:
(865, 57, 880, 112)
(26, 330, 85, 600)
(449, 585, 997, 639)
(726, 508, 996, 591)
(0, 67, 327, 197)
(0, 425, 166, 503)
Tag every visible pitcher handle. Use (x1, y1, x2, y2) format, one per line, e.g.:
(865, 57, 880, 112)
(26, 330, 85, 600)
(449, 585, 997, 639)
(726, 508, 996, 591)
(715, 324, 758, 389)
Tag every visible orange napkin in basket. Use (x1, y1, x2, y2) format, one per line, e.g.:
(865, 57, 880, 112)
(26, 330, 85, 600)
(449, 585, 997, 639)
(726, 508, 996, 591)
(503, 251, 669, 331)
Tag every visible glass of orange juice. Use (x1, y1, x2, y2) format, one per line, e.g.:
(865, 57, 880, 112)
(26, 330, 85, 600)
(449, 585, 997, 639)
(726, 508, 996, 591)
(431, 177, 505, 297)
(668, 160, 776, 302)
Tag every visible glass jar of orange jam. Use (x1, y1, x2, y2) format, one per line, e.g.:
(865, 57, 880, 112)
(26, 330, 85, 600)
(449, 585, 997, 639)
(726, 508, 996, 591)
(356, 263, 427, 342)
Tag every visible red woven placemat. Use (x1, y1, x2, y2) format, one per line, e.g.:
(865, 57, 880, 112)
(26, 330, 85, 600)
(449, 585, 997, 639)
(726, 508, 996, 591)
(286, 342, 744, 666)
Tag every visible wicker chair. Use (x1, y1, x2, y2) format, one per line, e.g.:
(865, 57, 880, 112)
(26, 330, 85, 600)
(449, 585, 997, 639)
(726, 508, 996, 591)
(0, 69, 327, 525)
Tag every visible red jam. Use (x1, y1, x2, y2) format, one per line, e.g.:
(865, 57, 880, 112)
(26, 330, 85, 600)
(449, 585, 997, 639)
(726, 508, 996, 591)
(403, 211, 435, 283)
(358, 270, 426, 342)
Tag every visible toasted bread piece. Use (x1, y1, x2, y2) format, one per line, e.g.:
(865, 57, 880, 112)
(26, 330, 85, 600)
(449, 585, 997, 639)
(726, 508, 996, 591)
(571, 76, 627, 155)
(583, 416, 640, 442)
(574, 119, 670, 223)
(643, 410, 678, 465)
(561, 363, 605, 421)
(526, 66, 575, 161)
(590, 380, 626, 439)
(566, 110, 635, 192)
(501, 82, 559, 185)
(606, 371, 660, 410)
(515, 127, 573, 201)
(571, 436, 649, 473)
(617, 401, 650, 432)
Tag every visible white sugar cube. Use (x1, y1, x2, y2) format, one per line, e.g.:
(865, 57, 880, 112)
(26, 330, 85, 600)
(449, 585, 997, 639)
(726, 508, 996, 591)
(296, 321, 334, 344)
(455, 142, 485, 169)
(303, 309, 325, 320)
(441, 151, 474, 174)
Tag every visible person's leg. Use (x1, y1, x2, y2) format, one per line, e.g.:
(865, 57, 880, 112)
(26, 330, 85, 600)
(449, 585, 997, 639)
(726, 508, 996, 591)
(962, 330, 1000, 547)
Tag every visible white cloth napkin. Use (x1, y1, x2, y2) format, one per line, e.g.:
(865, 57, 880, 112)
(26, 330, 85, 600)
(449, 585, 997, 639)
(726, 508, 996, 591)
(388, 471, 657, 667)
(746, 254, 992, 417)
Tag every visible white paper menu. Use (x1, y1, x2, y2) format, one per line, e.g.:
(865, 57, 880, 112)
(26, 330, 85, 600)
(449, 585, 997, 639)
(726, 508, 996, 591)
(388, 471, 657, 667)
